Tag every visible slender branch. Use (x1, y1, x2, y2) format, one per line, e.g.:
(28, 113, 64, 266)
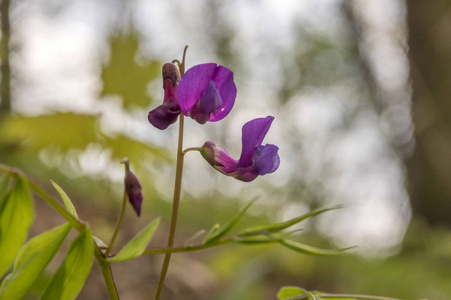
(95, 246, 119, 300)
(182, 147, 201, 155)
(301, 294, 404, 300)
(144, 237, 234, 255)
(105, 190, 127, 256)
(154, 114, 185, 299)
(154, 46, 189, 300)
(172, 45, 189, 76)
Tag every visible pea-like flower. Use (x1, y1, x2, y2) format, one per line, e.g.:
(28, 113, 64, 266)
(200, 116, 280, 182)
(178, 63, 237, 124)
(148, 63, 181, 130)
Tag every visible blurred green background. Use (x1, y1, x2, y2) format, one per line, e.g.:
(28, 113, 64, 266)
(1, 0, 450, 299)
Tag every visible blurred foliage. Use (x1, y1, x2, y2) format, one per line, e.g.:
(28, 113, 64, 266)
(0, 113, 99, 151)
(0, 1, 450, 299)
(101, 31, 161, 110)
(0, 112, 169, 176)
(278, 30, 355, 105)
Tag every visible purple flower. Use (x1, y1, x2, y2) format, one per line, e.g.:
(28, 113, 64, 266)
(123, 164, 143, 216)
(200, 116, 280, 182)
(148, 63, 181, 130)
(178, 63, 237, 124)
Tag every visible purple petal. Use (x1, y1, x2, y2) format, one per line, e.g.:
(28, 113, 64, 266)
(231, 169, 259, 182)
(237, 116, 274, 168)
(252, 144, 280, 175)
(162, 79, 178, 104)
(178, 63, 217, 115)
(148, 79, 180, 130)
(209, 66, 237, 122)
(147, 100, 181, 130)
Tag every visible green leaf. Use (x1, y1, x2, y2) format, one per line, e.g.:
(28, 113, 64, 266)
(234, 235, 279, 244)
(51, 180, 78, 218)
(307, 292, 323, 300)
(93, 235, 108, 250)
(241, 207, 340, 236)
(41, 225, 94, 300)
(184, 229, 207, 247)
(277, 286, 308, 299)
(234, 231, 296, 244)
(0, 176, 34, 278)
(204, 198, 257, 245)
(108, 217, 160, 262)
(101, 31, 160, 109)
(0, 223, 72, 299)
(0, 175, 10, 211)
(279, 239, 354, 256)
(203, 223, 220, 241)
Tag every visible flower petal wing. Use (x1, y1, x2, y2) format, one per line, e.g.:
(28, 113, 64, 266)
(253, 144, 280, 175)
(231, 169, 259, 182)
(209, 66, 237, 122)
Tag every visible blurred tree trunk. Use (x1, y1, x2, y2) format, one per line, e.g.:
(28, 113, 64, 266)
(406, 1, 451, 226)
(0, 0, 11, 112)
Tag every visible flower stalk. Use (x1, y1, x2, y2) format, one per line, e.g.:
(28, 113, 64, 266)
(154, 47, 188, 300)
(105, 190, 127, 257)
(95, 247, 119, 300)
(182, 147, 201, 155)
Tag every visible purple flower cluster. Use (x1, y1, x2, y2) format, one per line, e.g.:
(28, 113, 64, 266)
(148, 61, 280, 182)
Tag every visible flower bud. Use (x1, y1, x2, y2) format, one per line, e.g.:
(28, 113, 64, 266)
(200, 141, 238, 174)
(122, 159, 143, 216)
(148, 63, 182, 130)
(162, 63, 180, 88)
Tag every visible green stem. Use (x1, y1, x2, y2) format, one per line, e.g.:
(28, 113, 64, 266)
(171, 45, 188, 76)
(154, 114, 185, 300)
(317, 295, 404, 300)
(95, 247, 119, 300)
(105, 158, 131, 256)
(144, 237, 233, 255)
(292, 294, 404, 300)
(154, 46, 189, 300)
(182, 147, 201, 155)
(105, 190, 127, 257)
